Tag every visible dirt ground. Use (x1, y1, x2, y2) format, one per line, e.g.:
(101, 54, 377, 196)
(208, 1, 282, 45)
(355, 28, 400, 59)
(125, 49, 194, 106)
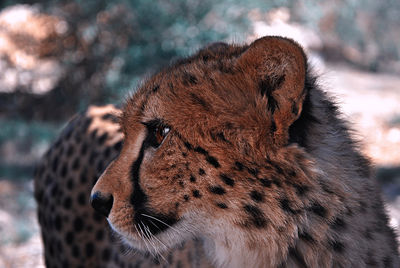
(0, 63, 399, 267)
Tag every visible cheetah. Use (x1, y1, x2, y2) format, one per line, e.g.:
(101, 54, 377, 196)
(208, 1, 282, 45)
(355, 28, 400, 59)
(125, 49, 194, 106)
(35, 36, 399, 267)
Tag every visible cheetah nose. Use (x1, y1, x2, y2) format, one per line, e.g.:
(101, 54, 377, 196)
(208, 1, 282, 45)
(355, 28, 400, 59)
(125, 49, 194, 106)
(90, 191, 113, 217)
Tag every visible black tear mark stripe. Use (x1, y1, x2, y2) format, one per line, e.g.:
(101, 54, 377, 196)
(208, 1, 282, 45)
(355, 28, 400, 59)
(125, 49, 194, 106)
(130, 133, 178, 236)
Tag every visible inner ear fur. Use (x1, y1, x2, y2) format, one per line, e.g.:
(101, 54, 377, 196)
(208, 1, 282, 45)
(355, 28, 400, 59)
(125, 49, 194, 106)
(237, 36, 307, 146)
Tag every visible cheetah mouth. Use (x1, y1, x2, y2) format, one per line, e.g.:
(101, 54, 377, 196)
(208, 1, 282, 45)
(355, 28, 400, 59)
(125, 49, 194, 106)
(108, 212, 185, 254)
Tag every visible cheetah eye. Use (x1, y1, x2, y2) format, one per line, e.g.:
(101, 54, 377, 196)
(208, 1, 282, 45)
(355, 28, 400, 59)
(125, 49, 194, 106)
(154, 125, 170, 146)
(142, 120, 170, 148)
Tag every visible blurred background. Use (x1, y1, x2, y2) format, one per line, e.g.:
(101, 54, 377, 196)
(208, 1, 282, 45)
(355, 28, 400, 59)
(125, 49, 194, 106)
(0, 0, 399, 267)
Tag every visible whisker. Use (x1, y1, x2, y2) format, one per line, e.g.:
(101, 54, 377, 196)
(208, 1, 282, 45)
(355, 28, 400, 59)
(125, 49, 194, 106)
(140, 213, 180, 233)
(142, 223, 168, 264)
(136, 224, 153, 256)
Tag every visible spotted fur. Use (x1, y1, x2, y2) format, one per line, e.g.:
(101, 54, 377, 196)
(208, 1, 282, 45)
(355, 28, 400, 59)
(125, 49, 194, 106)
(35, 36, 399, 268)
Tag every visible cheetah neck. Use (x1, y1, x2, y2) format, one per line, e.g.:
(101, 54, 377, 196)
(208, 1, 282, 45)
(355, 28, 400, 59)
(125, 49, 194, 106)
(201, 221, 292, 268)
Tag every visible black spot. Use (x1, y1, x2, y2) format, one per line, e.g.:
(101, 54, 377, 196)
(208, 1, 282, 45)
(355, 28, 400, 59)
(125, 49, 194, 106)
(190, 93, 209, 110)
(77, 192, 86, 206)
(250, 190, 264, 202)
(60, 164, 67, 178)
(152, 85, 160, 93)
(63, 197, 72, 210)
(93, 212, 103, 223)
(192, 190, 201, 198)
(85, 242, 94, 258)
(220, 174, 235, 187)
(234, 161, 244, 171)
(288, 247, 307, 267)
(66, 145, 75, 157)
(206, 155, 220, 168)
(246, 166, 259, 177)
(216, 203, 228, 209)
(279, 198, 299, 214)
(209, 185, 226, 195)
(89, 151, 96, 165)
(102, 248, 111, 261)
(194, 146, 207, 155)
(309, 203, 327, 218)
(271, 177, 282, 187)
(184, 141, 193, 150)
(104, 147, 111, 159)
(178, 180, 184, 188)
(243, 204, 267, 228)
(54, 215, 62, 231)
(198, 168, 205, 175)
(273, 164, 284, 175)
(80, 142, 88, 155)
(81, 117, 93, 133)
(260, 178, 272, 187)
(80, 173, 88, 184)
(72, 245, 80, 258)
(183, 73, 198, 86)
(211, 131, 231, 144)
(383, 256, 392, 268)
(95, 230, 104, 241)
(73, 217, 84, 232)
(298, 231, 315, 243)
(101, 113, 119, 123)
(52, 156, 59, 173)
(113, 140, 123, 152)
(329, 240, 345, 253)
(72, 157, 80, 170)
(292, 183, 310, 196)
(330, 217, 346, 230)
(190, 175, 196, 183)
(183, 195, 189, 201)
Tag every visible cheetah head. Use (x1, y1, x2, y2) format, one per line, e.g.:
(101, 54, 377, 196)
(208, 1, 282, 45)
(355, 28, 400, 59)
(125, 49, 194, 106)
(91, 36, 312, 256)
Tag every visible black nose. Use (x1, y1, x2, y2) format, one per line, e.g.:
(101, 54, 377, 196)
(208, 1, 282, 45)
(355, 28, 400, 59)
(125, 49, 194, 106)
(90, 191, 113, 217)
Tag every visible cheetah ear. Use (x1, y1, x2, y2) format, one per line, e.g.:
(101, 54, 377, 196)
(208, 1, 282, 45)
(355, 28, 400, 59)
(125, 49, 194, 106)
(237, 36, 307, 146)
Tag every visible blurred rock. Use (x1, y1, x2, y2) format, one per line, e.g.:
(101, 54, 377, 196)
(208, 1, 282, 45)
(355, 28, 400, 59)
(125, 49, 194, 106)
(0, 5, 66, 95)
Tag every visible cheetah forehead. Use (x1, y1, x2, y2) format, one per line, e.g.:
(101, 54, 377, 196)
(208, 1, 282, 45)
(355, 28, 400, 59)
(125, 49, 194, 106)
(122, 37, 308, 148)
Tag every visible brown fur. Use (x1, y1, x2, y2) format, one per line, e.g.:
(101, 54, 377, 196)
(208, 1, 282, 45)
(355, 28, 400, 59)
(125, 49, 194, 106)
(36, 36, 399, 267)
